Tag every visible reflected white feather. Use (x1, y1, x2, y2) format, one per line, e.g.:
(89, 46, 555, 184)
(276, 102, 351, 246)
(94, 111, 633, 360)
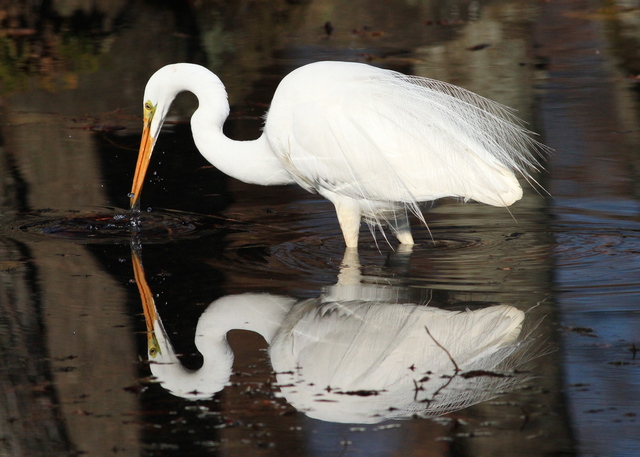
(270, 301, 525, 422)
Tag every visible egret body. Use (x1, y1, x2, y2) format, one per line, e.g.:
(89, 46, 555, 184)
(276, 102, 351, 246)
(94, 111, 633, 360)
(131, 62, 545, 247)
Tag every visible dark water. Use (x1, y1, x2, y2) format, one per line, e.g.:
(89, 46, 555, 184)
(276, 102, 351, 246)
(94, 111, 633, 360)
(1, 1, 638, 456)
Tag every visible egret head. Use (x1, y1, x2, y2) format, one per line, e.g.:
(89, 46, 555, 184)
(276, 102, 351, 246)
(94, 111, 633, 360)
(129, 65, 184, 209)
(129, 64, 231, 209)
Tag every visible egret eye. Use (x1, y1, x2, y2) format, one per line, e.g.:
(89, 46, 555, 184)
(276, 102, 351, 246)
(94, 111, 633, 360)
(144, 101, 153, 111)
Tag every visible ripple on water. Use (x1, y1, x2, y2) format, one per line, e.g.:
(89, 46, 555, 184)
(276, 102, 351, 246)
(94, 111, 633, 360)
(553, 227, 640, 302)
(270, 227, 484, 275)
(551, 197, 640, 309)
(212, 222, 549, 295)
(16, 207, 229, 244)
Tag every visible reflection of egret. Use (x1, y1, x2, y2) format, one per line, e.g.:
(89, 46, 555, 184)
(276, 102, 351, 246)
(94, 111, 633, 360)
(130, 62, 546, 247)
(134, 248, 533, 423)
(272, 301, 524, 423)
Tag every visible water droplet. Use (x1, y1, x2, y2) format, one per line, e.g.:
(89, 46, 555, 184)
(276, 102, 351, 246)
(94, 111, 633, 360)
(147, 207, 152, 212)
(128, 192, 135, 198)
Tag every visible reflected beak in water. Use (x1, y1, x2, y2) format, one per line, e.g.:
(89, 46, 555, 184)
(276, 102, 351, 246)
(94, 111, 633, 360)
(132, 248, 161, 357)
(130, 103, 156, 210)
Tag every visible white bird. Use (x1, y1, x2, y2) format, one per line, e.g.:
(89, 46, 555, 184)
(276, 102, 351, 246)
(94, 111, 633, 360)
(130, 61, 546, 247)
(133, 249, 533, 423)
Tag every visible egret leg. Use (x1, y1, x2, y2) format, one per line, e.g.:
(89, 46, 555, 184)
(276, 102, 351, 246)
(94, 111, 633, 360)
(389, 210, 414, 245)
(321, 190, 361, 248)
(337, 247, 361, 285)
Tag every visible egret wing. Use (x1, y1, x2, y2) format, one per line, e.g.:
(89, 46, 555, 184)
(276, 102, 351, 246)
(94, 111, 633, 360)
(272, 64, 545, 208)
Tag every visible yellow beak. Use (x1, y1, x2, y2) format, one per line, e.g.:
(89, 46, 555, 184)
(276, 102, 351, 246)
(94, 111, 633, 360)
(130, 112, 155, 209)
(132, 248, 161, 357)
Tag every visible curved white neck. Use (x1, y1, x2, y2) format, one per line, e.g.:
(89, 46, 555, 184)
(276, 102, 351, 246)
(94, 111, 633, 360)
(190, 118, 293, 186)
(181, 68, 294, 186)
(149, 293, 296, 399)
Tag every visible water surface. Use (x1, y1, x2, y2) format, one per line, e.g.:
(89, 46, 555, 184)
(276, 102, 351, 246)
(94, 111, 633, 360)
(1, 0, 638, 456)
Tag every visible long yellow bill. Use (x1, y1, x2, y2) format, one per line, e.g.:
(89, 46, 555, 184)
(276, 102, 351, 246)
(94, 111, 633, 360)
(130, 105, 156, 210)
(132, 248, 161, 357)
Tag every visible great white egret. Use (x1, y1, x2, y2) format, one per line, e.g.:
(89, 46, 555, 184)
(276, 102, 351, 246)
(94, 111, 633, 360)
(130, 62, 546, 248)
(133, 248, 532, 423)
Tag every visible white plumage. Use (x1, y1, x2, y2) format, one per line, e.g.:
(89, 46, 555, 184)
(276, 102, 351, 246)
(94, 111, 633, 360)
(131, 61, 547, 247)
